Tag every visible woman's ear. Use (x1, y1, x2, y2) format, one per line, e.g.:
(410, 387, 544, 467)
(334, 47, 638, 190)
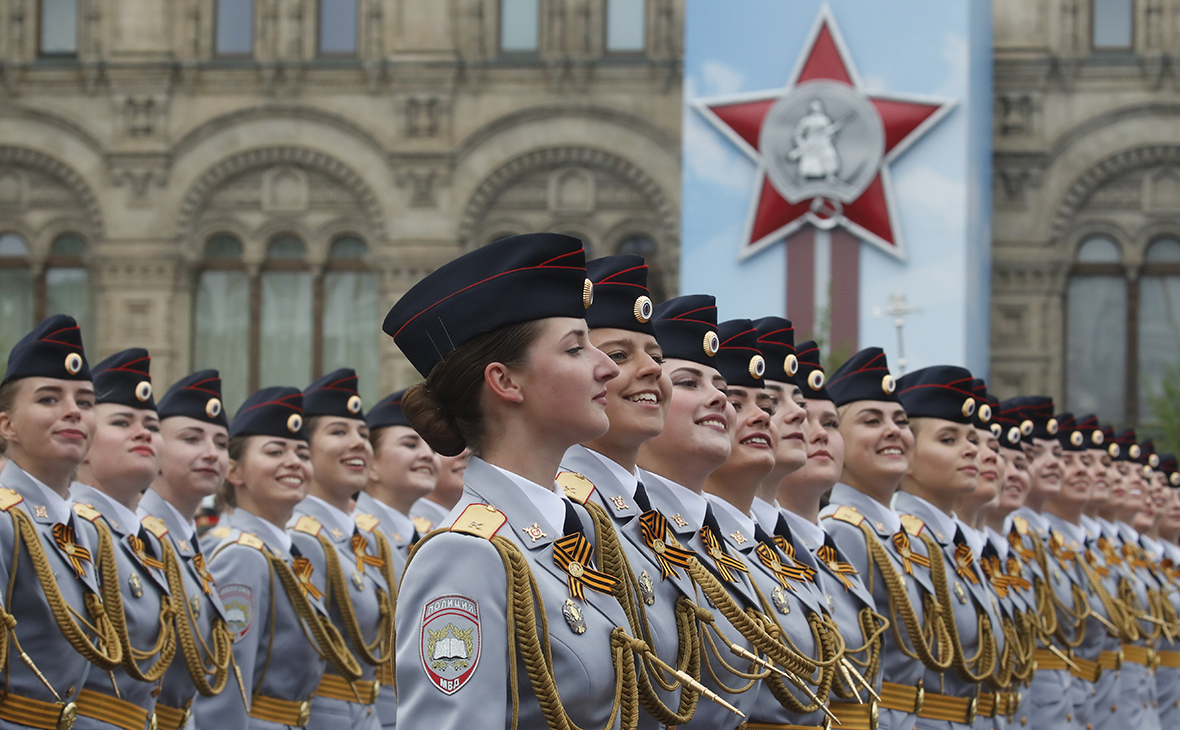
(484, 362, 525, 405)
(0, 412, 16, 444)
(226, 458, 246, 488)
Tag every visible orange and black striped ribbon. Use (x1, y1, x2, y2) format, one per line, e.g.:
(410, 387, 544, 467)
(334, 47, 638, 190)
(192, 553, 216, 595)
(892, 531, 930, 576)
(754, 542, 813, 589)
(129, 535, 165, 571)
(981, 556, 1010, 597)
(1005, 557, 1032, 591)
(817, 544, 857, 591)
(553, 533, 618, 601)
(774, 534, 794, 558)
(954, 543, 980, 584)
(638, 511, 694, 580)
(350, 534, 385, 575)
(1049, 532, 1076, 564)
(1084, 550, 1110, 578)
(53, 522, 92, 579)
(700, 526, 749, 583)
(1008, 529, 1038, 563)
(1124, 544, 1151, 571)
(1097, 537, 1123, 566)
(293, 557, 323, 601)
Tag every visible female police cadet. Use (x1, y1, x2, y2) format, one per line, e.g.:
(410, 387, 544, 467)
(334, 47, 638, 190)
(290, 369, 395, 730)
(819, 348, 952, 730)
(386, 233, 638, 730)
(70, 349, 176, 730)
(0, 315, 126, 729)
(192, 387, 362, 729)
(138, 370, 235, 729)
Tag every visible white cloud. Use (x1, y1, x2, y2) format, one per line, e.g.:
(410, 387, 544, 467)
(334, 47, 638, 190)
(699, 60, 746, 96)
(683, 60, 756, 193)
(892, 162, 966, 233)
(935, 31, 968, 97)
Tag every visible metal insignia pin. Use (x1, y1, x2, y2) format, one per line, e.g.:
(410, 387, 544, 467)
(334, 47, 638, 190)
(189, 596, 201, 619)
(563, 599, 586, 634)
(609, 495, 629, 511)
(772, 586, 791, 614)
(672, 514, 689, 527)
(34, 505, 48, 519)
(639, 571, 656, 606)
(954, 582, 967, 604)
(730, 531, 748, 546)
(522, 523, 547, 542)
(352, 571, 365, 591)
(129, 573, 143, 599)
(329, 527, 344, 540)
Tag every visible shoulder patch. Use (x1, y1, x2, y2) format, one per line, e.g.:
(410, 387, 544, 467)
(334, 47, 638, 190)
(141, 515, 169, 539)
(219, 583, 254, 641)
(0, 489, 23, 512)
(827, 505, 864, 526)
(354, 513, 379, 533)
(556, 471, 596, 505)
(413, 516, 435, 534)
(899, 514, 925, 537)
(1011, 516, 1029, 536)
(236, 532, 265, 550)
(72, 503, 102, 523)
(205, 526, 232, 541)
(450, 504, 507, 540)
(292, 515, 322, 536)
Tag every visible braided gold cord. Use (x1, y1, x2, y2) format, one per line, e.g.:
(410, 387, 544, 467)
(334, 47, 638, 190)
(1051, 582, 1089, 649)
(1076, 557, 1136, 642)
(158, 537, 231, 696)
(917, 532, 996, 684)
(314, 533, 395, 667)
(831, 608, 886, 699)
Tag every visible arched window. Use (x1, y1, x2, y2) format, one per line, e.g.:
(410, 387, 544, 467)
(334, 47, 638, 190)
(1093, 0, 1133, 49)
(321, 236, 378, 404)
(1066, 235, 1126, 419)
(1139, 237, 1180, 420)
(216, 0, 254, 56)
(40, 0, 78, 56)
(260, 236, 313, 388)
(0, 234, 33, 366)
(606, 0, 646, 52)
(45, 233, 92, 347)
(500, 0, 539, 52)
(194, 235, 250, 410)
(319, 0, 358, 55)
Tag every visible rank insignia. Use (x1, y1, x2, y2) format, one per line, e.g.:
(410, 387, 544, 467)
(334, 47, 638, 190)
(128, 573, 143, 598)
(220, 583, 254, 641)
(34, 505, 48, 519)
(639, 571, 656, 606)
(329, 526, 345, 541)
(562, 598, 587, 634)
(522, 523, 547, 543)
(954, 582, 967, 604)
(608, 495, 630, 512)
(421, 594, 482, 695)
(730, 531, 748, 546)
(672, 513, 689, 527)
(413, 516, 435, 534)
(189, 595, 202, 619)
(772, 586, 791, 614)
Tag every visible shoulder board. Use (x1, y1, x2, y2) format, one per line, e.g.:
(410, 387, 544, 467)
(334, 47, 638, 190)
(354, 513, 379, 533)
(141, 515, 169, 539)
(73, 503, 102, 523)
(556, 471, 595, 505)
(899, 514, 925, 537)
(1011, 516, 1029, 536)
(412, 516, 434, 534)
(292, 515, 322, 536)
(827, 505, 864, 526)
(0, 489, 23, 512)
(205, 526, 232, 541)
(450, 504, 507, 540)
(236, 532, 265, 550)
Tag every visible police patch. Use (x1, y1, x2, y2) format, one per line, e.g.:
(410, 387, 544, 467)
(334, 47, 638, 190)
(219, 583, 254, 641)
(421, 594, 481, 695)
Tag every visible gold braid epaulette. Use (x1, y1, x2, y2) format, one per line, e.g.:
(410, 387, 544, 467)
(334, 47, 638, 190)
(157, 536, 232, 695)
(916, 532, 996, 684)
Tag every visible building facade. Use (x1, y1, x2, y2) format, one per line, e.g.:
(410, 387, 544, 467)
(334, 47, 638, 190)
(0, 0, 683, 408)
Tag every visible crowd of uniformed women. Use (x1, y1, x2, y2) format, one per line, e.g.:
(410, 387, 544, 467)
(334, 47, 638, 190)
(0, 231, 1178, 730)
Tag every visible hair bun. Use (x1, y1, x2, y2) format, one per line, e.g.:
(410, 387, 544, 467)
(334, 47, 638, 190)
(401, 383, 467, 457)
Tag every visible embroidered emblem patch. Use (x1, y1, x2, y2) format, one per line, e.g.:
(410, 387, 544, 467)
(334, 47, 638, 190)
(220, 584, 254, 641)
(421, 595, 481, 695)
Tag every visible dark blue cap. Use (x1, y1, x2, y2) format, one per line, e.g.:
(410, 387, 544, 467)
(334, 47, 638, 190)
(2, 314, 90, 387)
(1055, 413, 1086, 452)
(157, 370, 228, 427)
(1100, 425, 1118, 459)
(1160, 454, 1180, 486)
(896, 366, 977, 424)
(826, 347, 899, 406)
(969, 379, 993, 431)
(92, 348, 156, 411)
(795, 340, 831, 400)
(991, 406, 1023, 450)
(651, 295, 720, 367)
(303, 368, 365, 420)
(1111, 428, 1139, 462)
(715, 320, 766, 389)
(383, 233, 590, 378)
(1074, 414, 1105, 451)
(229, 387, 307, 441)
(584, 255, 656, 337)
(753, 317, 797, 385)
(366, 389, 412, 431)
(1139, 439, 1160, 469)
(1001, 396, 1058, 441)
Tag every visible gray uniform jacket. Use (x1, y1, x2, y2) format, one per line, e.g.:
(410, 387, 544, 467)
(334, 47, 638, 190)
(352, 493, 412, 580)
(560, 445, 702, 730)
(137, 489, 230, 720)
(638, 470, 763, 728)
(70, 483, 172, 728)
(0, 462, 111, 729)
(1153, 540, 1180, 729)
(821, 483, 938, 730)
(408, 499, 450, 534)
(290, 498, 389, 730)
(193, 509, 329, 730)
(394, 457, 633, 730)
(893, 493, 1003, 730)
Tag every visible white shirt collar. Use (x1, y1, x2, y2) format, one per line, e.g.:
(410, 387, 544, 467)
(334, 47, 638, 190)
(654, 476, 709, 529)
(22, 467, 72, 524)
(488, 463, 568, 535)
(303, 495, 356, 537)
(581, 446, 639, 499)
(781, 508, 826, 552)
(750, 496, 780, 530)
(706, 494, 757, 540)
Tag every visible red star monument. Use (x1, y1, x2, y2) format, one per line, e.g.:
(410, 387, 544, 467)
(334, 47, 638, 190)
(692, 6, 956, 260)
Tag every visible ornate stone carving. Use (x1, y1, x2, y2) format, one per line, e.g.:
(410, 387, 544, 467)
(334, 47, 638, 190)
(0, 145, 103, 237)
(107, 153, 171, 204)
(117, 94, 169, 137)
(1051, 146, 1180, 240)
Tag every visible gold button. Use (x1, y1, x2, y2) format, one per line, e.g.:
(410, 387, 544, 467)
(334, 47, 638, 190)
(1067, 714, 1072, 721)
(568, 562, 585, 578)
(1021, 718, 1028, 726)
(1110, 705, 1117, 713)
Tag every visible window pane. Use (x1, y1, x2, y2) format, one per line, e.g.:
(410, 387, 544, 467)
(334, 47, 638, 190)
(323, 271, 379, 405)
(0, 269, 34, 372)
(1147, 238, 1180, 263)
(329, 236, 367, 260)
(500, 0, 539, 52)
(216, 0, 254, 55)
(267, 236, 306, 260)
(1076, 235, 1121, 262)
(1093, 0, 1133, 48)
(606, 0, 645, 51)
(46, 267, 92, 348)
(260, 271, 312, 387)
(194, 271, 251, 413)
(1067, 276, 1126, 419)
(41, 0, 78, 55)
(0, 233, 28, 257)
(1139, 276, 1180, 420)
(205, 235, 243, 259)
(50, 233, 85, 258)
(320, 0, 358, 54)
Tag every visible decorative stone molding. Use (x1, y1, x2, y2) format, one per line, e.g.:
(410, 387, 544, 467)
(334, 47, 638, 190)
(0, 145, 103, 237)
(391, 153, 453, 209)
(1050, 145, 1180, 241)
(107, 152, 171, 204)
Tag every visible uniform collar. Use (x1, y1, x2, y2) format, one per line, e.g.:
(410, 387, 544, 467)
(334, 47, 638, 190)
(1080, 514, 1102, 540)
(780, 508, 826, 552)
(828, 482, 901, 534)
(138, 489, 196, 545)
(485, 460, 567, 537)
(1, 461, 74, 524)
(705, 494, 757, 542)
(71, 483, 141, 535)
(1013, 506, 1049, 535)
(958, 520, 986, 556)
(576, 445, 640, 499)
(645, 473, 708, 529)
(1116, 521, 1140, 544)
(749, 496, 780, 531)
(1044, 513, 1087, 547)
(232, 508, 292, 554)
(1141, 534, 1164, 560)
(1096, 517, 1120, 541)
(894, 491, 958, 545)
(301, 495, 355, 540)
